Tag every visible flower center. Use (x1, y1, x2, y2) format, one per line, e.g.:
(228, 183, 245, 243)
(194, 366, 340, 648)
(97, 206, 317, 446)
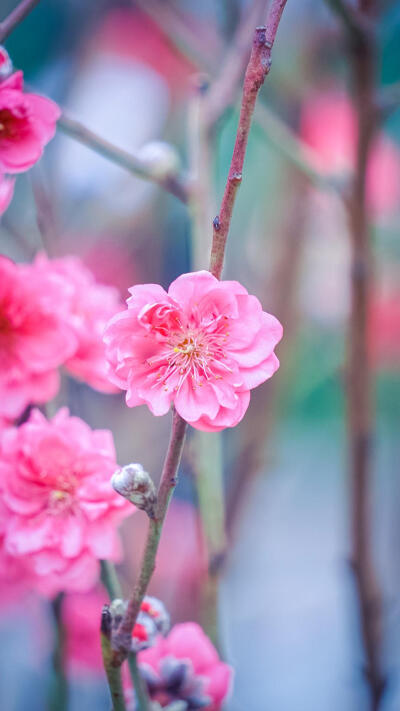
(0, 107, 30, 140)
(147, 317, 231, 393)
(48, 489, 73, 512)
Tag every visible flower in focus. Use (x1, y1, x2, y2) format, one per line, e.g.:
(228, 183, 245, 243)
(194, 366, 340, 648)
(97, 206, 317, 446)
(0, 408, 132, 597)
(0, 70, 60, 173)
(134, 622, 232, 710)
(34, 253, 122, 392)
(0, 171, 14, 215)
(300, 89, 400, 218)
(0, 256, 77, 421)
(104, 271, 282, 431)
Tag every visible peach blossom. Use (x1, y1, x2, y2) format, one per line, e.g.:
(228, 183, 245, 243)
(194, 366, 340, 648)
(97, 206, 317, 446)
(0, 408, 133, 596)
(0, 71, 60, 173)
(104, 271, 282, 431)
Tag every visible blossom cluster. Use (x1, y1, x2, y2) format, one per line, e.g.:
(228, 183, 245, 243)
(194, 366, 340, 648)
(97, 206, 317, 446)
(0, 408, 132, 597)
(0, 253, 122, 422)
(0, 47, 60, 216)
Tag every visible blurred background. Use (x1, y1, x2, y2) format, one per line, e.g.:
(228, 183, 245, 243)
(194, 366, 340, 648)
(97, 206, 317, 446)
(0, 0, 399, 709)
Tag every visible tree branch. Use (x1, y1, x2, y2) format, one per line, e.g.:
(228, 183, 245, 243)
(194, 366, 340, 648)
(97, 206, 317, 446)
(209, 0, 288, 279)
(0, 0, 40, 43)
(58, 114, 189, 204)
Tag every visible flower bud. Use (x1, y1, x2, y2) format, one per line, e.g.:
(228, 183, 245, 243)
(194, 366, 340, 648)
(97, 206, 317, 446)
(0, 47, 13, 81)
(141, 595, 170, 636)
(137, 141, 181, 180)
(111, 463, 157, 517)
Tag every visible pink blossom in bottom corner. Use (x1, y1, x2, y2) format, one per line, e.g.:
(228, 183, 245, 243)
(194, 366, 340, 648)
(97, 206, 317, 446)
(104, 270, 283, 431)
(0, 172, 14, 216)
(0, 408, 133, 597)
(34, 253, 123, 393)
(133, 622, 233, 710)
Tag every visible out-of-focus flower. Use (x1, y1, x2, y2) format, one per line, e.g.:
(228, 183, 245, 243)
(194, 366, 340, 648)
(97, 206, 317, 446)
(0, 256, 77, 421)
(104, 271, 282, 431)
(63, 587, 107, 676)
(300, 89, 400, 218)
(0, 408, 133, 597)
(369, 291, 400, 368)
(0, 171, 14, 215)
(34, 253, 122, 393)
(134, 623, 232, 710)
(0, 71, 60, 173)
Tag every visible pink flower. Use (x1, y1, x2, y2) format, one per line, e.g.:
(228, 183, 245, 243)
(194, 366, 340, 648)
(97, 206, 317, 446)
(104, 271, 282, 431)
(0, 172, 14, 215)
(300, 89, 400, 217)
(136, 622, 232, 710)
(34, 254, 122, 392)
(0, 408, 132, 597)
(0, 256, 77, 421)
(0, 71, 60, 173)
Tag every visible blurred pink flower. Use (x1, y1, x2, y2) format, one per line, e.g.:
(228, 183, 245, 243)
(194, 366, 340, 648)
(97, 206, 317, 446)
(63, 587, 107, 676)
(0, 408, 132, 596)
(300, 89, 400, 217)
(0, 172, 14, 215)
(104, 271, 282, 431)
(34, 253, 122, 392)
(0, 256, 77, 421)
(135, 622, 232, 710)
(0, 71, 60, 173)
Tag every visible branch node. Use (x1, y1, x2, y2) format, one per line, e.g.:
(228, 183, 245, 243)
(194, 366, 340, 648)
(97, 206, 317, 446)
(213, 215, 221, 231)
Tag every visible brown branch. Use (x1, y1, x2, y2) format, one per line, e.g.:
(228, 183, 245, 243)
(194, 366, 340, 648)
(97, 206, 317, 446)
(58, 114, 189, 205)
(112, 410, 187, 663)
(209, 0, 288, 279)
(342, 1, 386, 708)
(0, 0, 41, 42)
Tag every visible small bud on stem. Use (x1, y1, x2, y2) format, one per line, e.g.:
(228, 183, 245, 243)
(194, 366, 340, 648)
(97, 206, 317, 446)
(111, 463, 157, 518)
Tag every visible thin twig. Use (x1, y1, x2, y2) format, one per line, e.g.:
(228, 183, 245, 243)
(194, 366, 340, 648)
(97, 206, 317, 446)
(327, 0, 386, 707)
(204, 0, 270, 130)
(101, 560, 123, 600)
(128, 653, 151, 711)
(58, 114, 189, 204)
(112, 410, 187, 663)
(48, 594, 68, 711)
(209, 1, 288, 279)
(0, 0, 40, 43)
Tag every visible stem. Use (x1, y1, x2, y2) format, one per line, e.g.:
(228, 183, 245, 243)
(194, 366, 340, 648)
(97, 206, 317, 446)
(112, 410, 187, 662)
(101, 560, 123, 600)
(101, 630, 127, 711)
(331, 0, 386, 706)
(128, 653, 151, 711)
(48, 594, 68, 711)
(209, 1, 288, 278)
(58, 114, 188, 204)
(0, 0, 40, 42)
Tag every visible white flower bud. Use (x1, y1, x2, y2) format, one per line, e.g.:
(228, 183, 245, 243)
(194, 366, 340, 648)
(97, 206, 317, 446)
(111, 463, 157, 517)
(137, 141, 181, 180)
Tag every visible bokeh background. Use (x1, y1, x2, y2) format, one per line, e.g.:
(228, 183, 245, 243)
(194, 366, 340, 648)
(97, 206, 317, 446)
(0, 0, 399, 710)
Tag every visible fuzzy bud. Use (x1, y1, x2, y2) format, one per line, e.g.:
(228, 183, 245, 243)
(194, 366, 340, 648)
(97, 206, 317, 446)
(0, 47, 13, 81)
(137, 141, 181, 180)
(111, 463, 157, 517)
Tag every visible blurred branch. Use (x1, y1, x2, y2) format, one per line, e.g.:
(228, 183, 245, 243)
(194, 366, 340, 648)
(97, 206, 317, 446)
(101, 560, 122, 600)
(58, 114, 189, 204)
(48, 594, 68, 711)
(329, 0, 386, 706)
(30, 166, 58, 255)
(210, 1, 289, 278)
(255, 102, 346, 193)
(204, 0, 270, 130)
(128, 653, 151, 711)
(0, 0, 40, 43)
(132, 0, 220, 74)
(325, 0, 373, 45)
